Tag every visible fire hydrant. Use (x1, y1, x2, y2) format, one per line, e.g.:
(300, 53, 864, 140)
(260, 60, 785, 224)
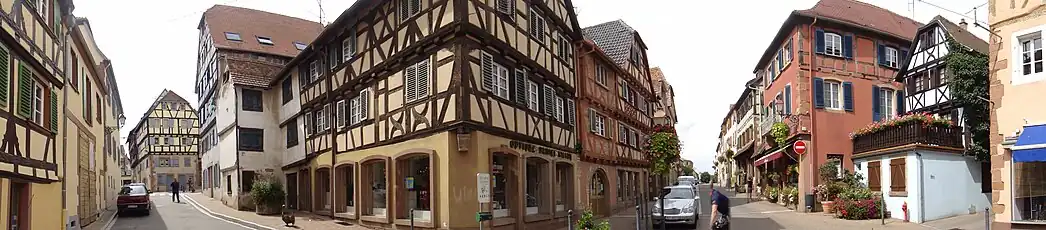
(902, 201, 909, 222)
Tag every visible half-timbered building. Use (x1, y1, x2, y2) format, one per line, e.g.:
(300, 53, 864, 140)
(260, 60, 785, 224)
(193, 5, 321, 209)
(0, 0, 73, 228)
(574, 19, 655, 217)
(127, 90, 199, 192)
(268, 0, 582, 228)
(650, 67, 676, 126)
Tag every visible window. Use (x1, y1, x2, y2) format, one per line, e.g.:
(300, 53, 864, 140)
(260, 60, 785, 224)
(159, 157, 170, 167)
(286, 120, 298, 147)
(257, 36, 274, 45)
(317, 105, 329, 131)
(282, 78, 293, 104)
(32, 0, 46, 18)
(885, 47, 899, 68)
(824, 33, 843, 57)
(879, 88, 895, 120)
(342, 34, 356, 61)
(590, 110, 605, 136)
(554, 97, 564, 122)
(404, 58, 430, 102)
(309, 60, 320, 81)
(937, 67, 948, 85)
(595, 65, 607, 86)
(1021, 35, 1043, 76)
(1010, 160, 1046, 221)
(495, 65, 510, 99)
(171, 157, 179, 167)
(238, 128, 263, 151)
(525, 158, 549, 215)
(480, 52, 510, 99)
(492, 154, 512, 218)
(558, 34, 571, 59)
(784, 38, 793, 64)
(400, 0, 421, 21)
(555, 163, 572, 212)
(823, 80, 842, 109)
(363, 160, 387, 217)
(224, 32, 241, 41)
(529, 9, 546, 44)
(31, 82, 43, 126)
(164, 137, 172, 145)
(351, 89, 369, 124)
(890, 158, 907, 193)
(526, 80, 539, 111)
(185, 157, 191, 167)
(304, 112, 312, 136)
(242, 89, 263, 112)
(293, 42, 307, 50)
(397, 155, 431, 221)
(912, 74, 925, 92)
(496, 0, 514, 15)
(337, 100, 347, 128)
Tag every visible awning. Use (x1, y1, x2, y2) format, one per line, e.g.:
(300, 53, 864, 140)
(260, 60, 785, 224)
(1013, 124, 1046, 162)
(755, 149, 784, 167)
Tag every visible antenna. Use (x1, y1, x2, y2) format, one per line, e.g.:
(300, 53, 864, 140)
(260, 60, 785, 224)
(317, 0, 325, 26)
(909, 0, 916, 19)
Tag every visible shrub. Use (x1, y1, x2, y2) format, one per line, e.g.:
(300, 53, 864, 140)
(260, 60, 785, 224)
(838, 186, 874, 201)
(835, 198, 884, 220)
(767, 187, 779, 203)
(250, 174, 286, 208)
(575, 210, 610, 230)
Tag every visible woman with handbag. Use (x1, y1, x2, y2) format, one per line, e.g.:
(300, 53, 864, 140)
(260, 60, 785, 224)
(709, 189, 730, 230)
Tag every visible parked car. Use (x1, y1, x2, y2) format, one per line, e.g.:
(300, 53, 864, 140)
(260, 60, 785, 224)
(117, 184, 152, 215)
(652, 185, 700, 228)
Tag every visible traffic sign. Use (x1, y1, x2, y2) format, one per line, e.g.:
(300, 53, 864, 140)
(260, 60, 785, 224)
(477, 173, 491, 203)
(794, 141, 808, 155)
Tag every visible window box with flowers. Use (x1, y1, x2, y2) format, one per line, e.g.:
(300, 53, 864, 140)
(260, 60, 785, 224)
(850, 113, 963, 154)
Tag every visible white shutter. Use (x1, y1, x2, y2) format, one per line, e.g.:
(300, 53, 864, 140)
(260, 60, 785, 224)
(514, 69, 526, 104)
(566, 99, 575, 126)
(405, 63, 418, 102)
(497, 0, 513, 14)
(417, 58, 430, 98)
(481, 52, 494, 92)
(543, 85, 554, 116)
(359, 89, 370, 121)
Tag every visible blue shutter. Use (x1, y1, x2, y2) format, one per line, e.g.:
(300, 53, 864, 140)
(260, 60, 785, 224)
(777, 51, 784, 68)
(872, 86, 881, 121)
(843, 35, 854, 59)
(877, 43, 886, 66)
(815, 29, 825, 54)
(896, 90, 905, 116)
(900, 49, 910, 67)
(813, 77, 824, 108)
(784, 85, 792, 115)
(843, 82, 854, 112)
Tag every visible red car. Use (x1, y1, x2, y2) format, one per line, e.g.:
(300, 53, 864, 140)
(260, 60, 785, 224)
(117, 184, 152, 215)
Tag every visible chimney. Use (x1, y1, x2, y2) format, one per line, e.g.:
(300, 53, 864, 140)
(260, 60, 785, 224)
(959, 19, 968, 30)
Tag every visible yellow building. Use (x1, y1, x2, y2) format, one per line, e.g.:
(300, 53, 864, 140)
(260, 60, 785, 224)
(127, 90, 199, 192)
(64, 16, 127, 228)
(989, 1, 1046, 229)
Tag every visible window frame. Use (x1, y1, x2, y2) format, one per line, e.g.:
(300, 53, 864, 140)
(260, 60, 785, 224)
(824, 32, 843, 57)
(885, 46, 899, 68)
(595, 65, 607, 86)
(401, 0, 422, 21)
(823, 80, 843, 110)
(31, 81, 44, 126)
(1021, 34, 1043, 76)
(282, 78, 293, 104)
(529, 8, 546, 44)
(256, 36, 274, 46)
(343, 32, 356, 61)
(526, 80, 539, 111)
(404, 58, 430, 103)
(224, 32, 242, 41)
(591, 110, 606, 136)
(241, 89, 263, 112)
(879, 87, 896, 120)
(238, 128, 265, 151)
(493, 64, 510, 99)
(554, 96, 564, 122)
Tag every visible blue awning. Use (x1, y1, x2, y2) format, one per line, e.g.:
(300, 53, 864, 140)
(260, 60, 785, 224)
(1013, 124, 1046, 162)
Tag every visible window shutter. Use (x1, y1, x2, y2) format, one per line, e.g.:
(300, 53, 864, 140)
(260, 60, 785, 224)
(514, 69, 526, 104)
(900, 49, 909, 66)
(813, 77, 825, 108)
(877, 43, 886, 65)
(872, 86, 881, 121)
(400, 0, 410, 20)
(544, 85, 554, 116)
(843, 82, 854, 112)
(50, 90, 57, 132)
(784, 85, 792, 115)
(566, 99, 575, 126)
(0, 46, 8, 105)
(405, 64, 418, 101)
(843, 35, 854, 59)
(360, 90, 369, 120)
(497, 0, 513, 14)
(17, 64, 32, 119)
(588, 109, 595, 131)
(776, 51, 783, 68)
(481, 52, 494, 92)
(417, 59, 429, 97)
(896, 90, 905, 116)
(815, 29, 825, 54)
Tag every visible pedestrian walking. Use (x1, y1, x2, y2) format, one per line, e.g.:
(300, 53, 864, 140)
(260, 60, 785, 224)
(188, 178, 195, 193)
(746, 178, 753, 202)
(709, 188, 730, 230)
(170, 180, 182, 203)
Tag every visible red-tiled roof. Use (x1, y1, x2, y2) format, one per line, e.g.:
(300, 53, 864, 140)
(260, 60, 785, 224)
(796, 0, 922, 40)
(202, 5, 322, 58)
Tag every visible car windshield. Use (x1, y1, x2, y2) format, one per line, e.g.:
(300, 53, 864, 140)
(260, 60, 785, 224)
(663, 188, 694, 199)
(120, 186, 148, 196)
(677, 181, 693, 186)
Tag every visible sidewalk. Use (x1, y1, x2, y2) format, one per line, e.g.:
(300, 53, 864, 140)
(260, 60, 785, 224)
(183, 193, 370, 230)
(720, 186, 930, 230)
(81, 208, 118, 230)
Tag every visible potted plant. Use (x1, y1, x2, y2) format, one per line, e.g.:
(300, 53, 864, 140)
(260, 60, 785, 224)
(250, 174, 286, 215)
(575, 210, 610, 230)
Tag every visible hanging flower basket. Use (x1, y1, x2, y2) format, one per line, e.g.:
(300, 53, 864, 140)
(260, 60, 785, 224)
(849, 112, 953, 139)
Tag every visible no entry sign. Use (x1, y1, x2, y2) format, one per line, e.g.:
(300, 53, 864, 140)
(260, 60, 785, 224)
(793, 141, 808, 155)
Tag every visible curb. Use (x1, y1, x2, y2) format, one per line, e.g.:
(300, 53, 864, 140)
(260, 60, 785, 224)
(100, 210, 118, 230)
(182, 194, 276, 230)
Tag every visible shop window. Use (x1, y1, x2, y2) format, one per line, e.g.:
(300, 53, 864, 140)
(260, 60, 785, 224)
(555, 163, 572, 212)
(397, 155, 431, 221)
(335, 165, 355, 215)
(492, 154, 515, 218)
(525, 157, 549, 215)
(362, 160, 387, 217)
(1013, 161, 1046, 221)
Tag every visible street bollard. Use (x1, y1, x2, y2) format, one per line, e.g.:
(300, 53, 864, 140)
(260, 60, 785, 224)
(985, 207, 990, 230)
(635, 205, 641, 230)
(567, 210, 573, 230)
(410, 208, 415, 230)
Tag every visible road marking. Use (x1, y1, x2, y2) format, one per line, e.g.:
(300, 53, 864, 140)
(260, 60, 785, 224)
(101, 210, 119, 230)
(182, 194, 276, 230)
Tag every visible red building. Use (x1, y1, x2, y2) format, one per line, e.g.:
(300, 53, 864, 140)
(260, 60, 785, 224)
(750, 0, 921, 204)
(575, 20, 656, 217)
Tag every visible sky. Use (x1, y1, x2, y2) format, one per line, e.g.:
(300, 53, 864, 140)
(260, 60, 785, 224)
(73, 0, 989, 171)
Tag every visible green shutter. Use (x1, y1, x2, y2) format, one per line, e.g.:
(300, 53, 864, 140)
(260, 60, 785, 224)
(0, 46, 9, 106)
(50, 91, 57, 132)
(17, 64, 32, 119)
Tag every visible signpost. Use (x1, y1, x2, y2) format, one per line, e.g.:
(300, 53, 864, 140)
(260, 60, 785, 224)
(793, 140, 807, 155)
(477, 173, 491, 230)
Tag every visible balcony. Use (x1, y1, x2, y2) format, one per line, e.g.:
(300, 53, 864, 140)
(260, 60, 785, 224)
(852, 122, 963, 154)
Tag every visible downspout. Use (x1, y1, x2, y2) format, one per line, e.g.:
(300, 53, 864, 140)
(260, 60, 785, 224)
(916, 151, 925, 222)
(60, 10, 72, 228)
(233, 74, 242, 199)
(327, 50, 336, 219)
(807, 16, 820, 195)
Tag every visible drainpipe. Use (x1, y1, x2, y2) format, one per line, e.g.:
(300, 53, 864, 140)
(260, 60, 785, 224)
(326, 49, 336, 219)
(916, 151, 925, 222)
(60, 10, 72, 229)
(233, 74, 242, 200)
(807, 16, 820, 202)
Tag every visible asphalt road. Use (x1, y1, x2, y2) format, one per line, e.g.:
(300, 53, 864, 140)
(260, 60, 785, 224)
(112, 193, 252, 230)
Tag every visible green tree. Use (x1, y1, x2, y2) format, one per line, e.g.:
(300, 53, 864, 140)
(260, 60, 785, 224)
(699, 171, 713, 183)
(645, 124, 682, 230)
(944, 37, 990, 161)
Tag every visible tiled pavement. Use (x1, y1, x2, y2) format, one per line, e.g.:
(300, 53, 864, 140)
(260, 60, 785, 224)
(183, 193, 370, 230)
(82, 207, 118, 230)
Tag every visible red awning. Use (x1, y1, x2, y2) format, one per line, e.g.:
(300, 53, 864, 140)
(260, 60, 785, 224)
(754, 149, 785, 167)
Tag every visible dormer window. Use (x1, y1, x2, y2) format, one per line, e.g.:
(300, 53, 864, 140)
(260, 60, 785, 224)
(225, 32, 242, 41)
(293, 42, 307, 50)
(257, 36, 274, 46)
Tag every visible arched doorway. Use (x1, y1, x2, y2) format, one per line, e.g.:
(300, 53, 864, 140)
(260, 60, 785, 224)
(589, 169, 609, 216)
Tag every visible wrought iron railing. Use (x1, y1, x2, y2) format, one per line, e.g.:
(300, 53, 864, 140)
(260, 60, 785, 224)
(852, 122, 963, 154)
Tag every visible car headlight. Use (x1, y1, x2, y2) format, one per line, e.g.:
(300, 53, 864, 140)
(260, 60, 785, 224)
(651, 207, 660, 213)
(683, 206, 695, 213)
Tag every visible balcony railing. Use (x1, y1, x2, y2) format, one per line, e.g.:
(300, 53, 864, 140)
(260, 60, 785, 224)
(852, 122, 963, 154)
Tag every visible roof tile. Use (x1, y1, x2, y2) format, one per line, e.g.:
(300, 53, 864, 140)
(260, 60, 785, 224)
(203, 5, 322, 58)
(583, 20, 635, 69)
(797, 0, 922, 40)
